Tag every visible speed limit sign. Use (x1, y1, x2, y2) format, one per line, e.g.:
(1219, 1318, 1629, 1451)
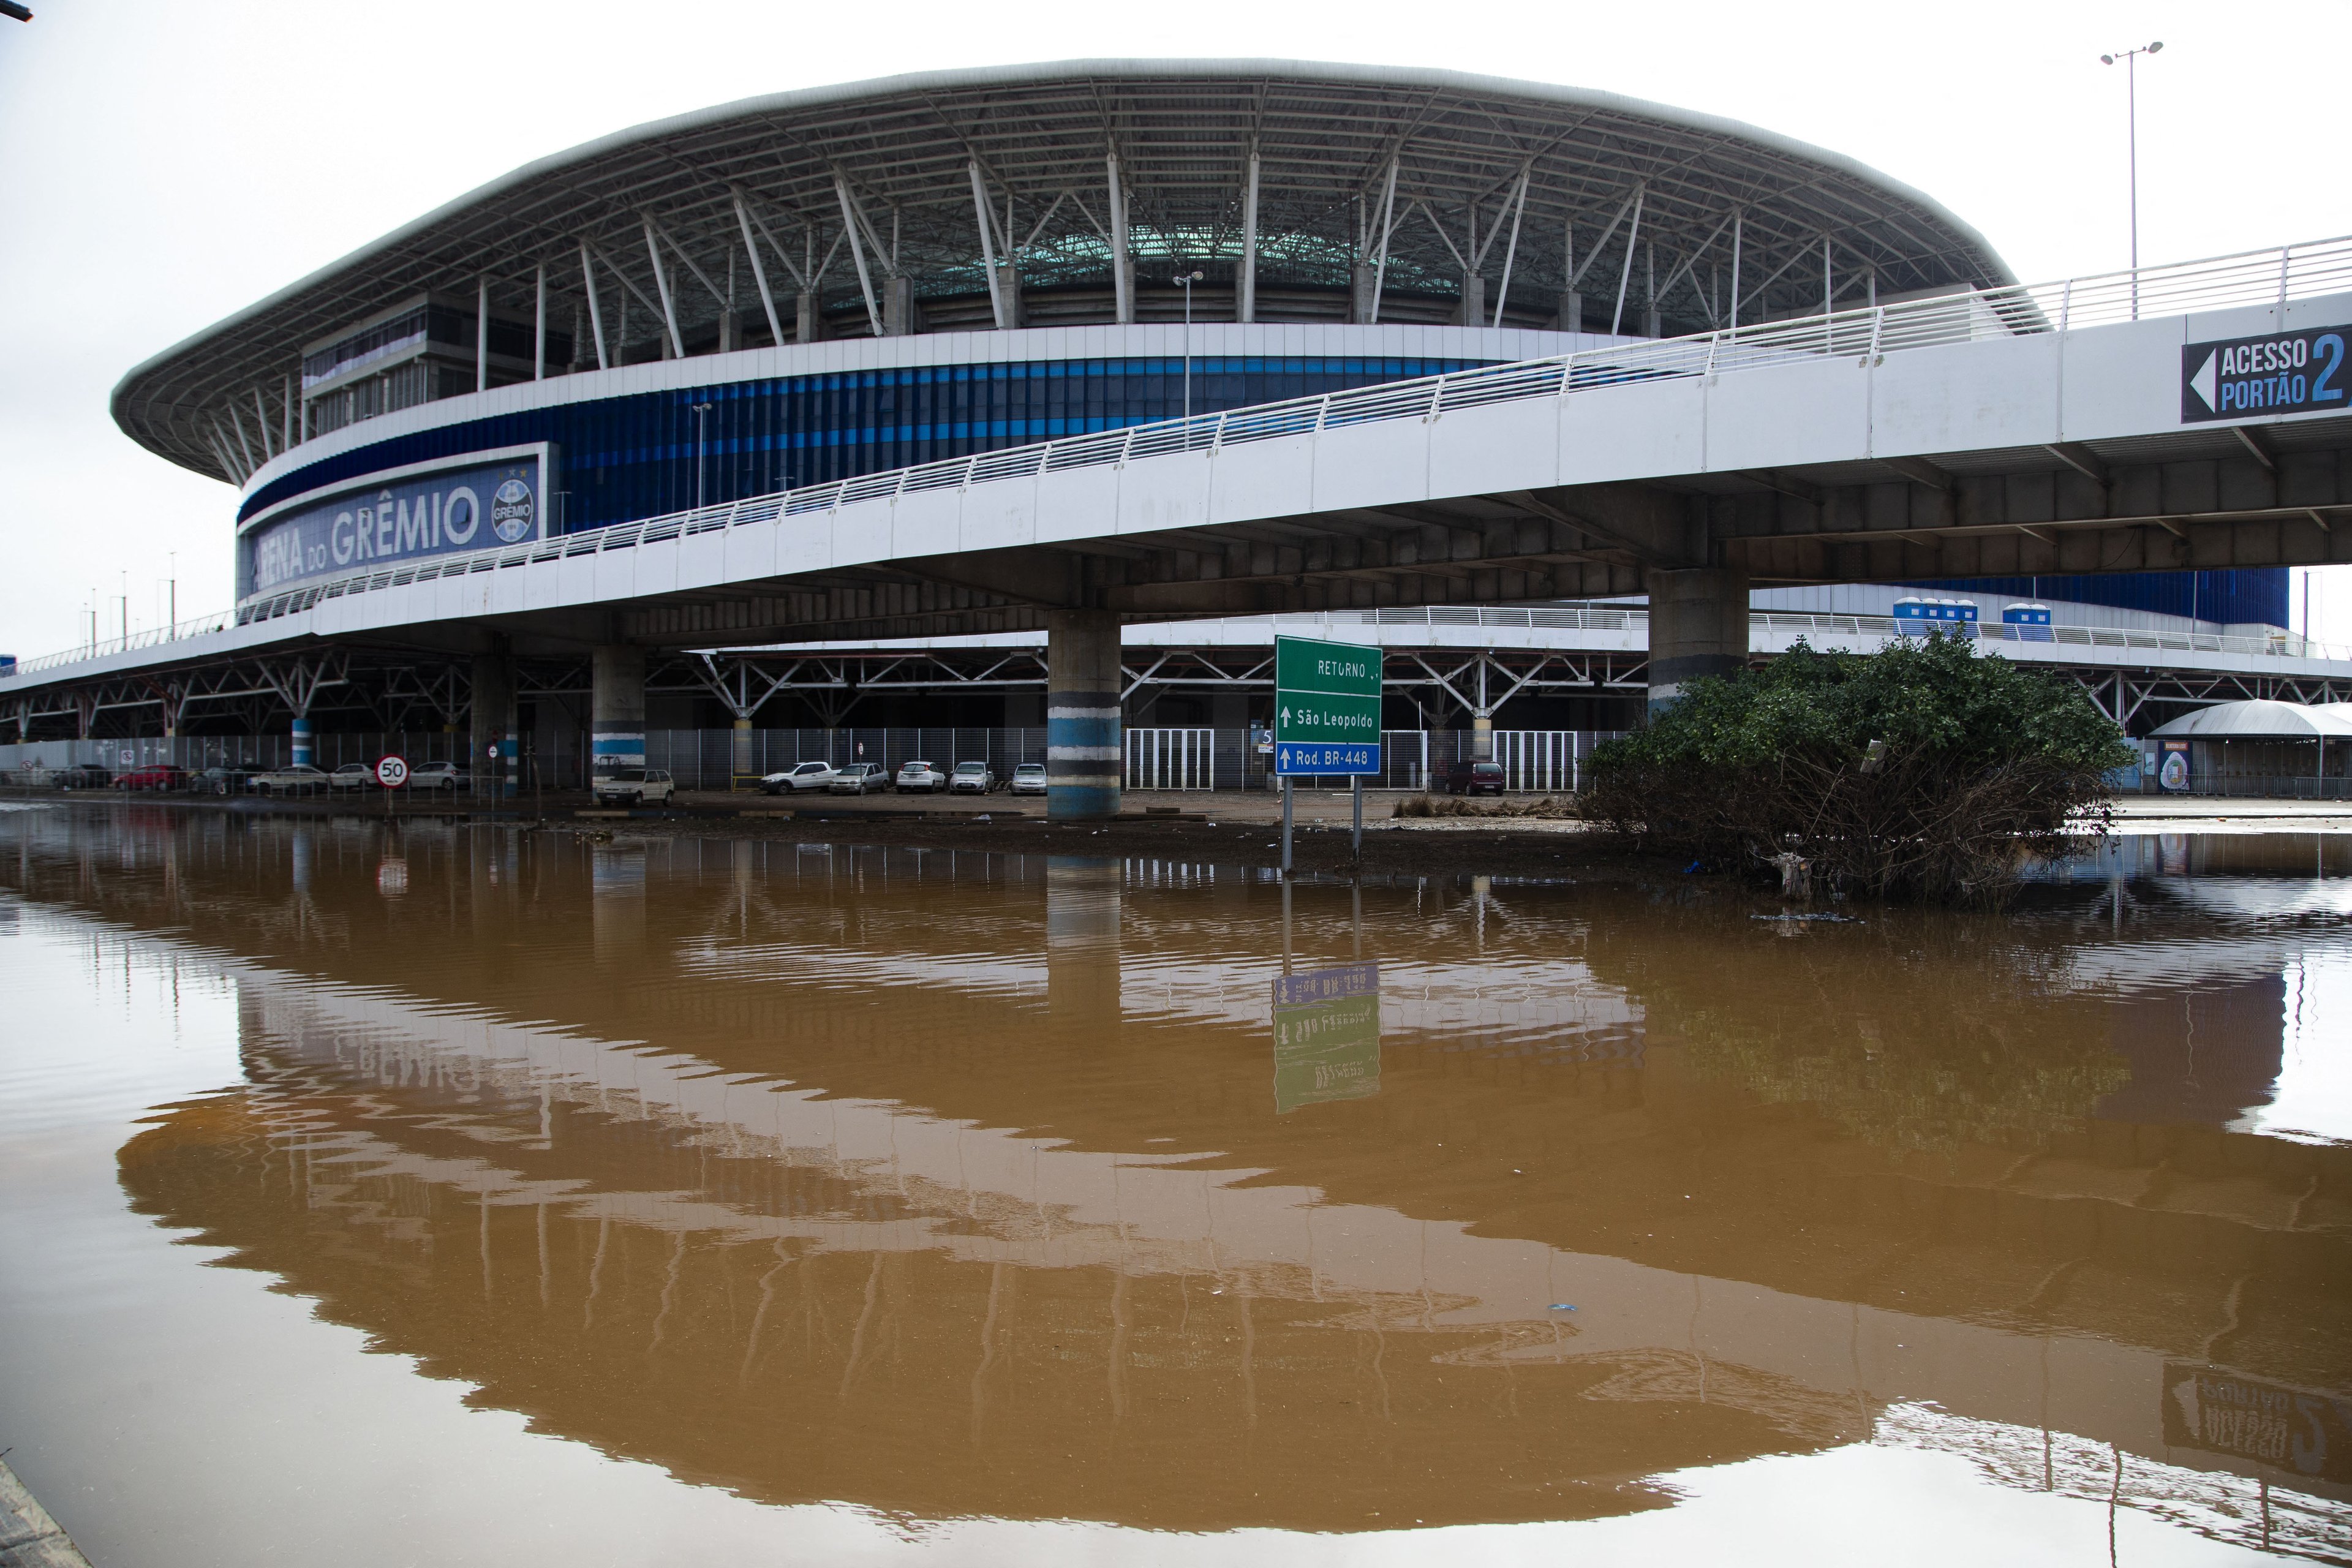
(375, 755, 410, 789)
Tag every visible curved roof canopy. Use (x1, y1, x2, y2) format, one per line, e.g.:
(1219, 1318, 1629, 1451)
(2149, 700, 2352, 739)
(114, 59, 2015, 484)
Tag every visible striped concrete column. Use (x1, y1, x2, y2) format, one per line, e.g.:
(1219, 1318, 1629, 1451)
(1046, 609, 1122, 820)
(471, 652, 516, 797)
(1646, 567, 1751, 717)
(591, 646, 646, 780)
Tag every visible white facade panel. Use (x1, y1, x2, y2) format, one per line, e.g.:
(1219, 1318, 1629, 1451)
(1428, 396, 1559, 502)
(1869, 334, 2060, 457)
(1205, 433, 1317, 525)
(1559, 377, 1705, 483)
(1113, 453, 1213, 537)
(888, 489, 962, 560)
(1704, 356, 1869, 472)
(960, 480, 1041, 552)
(2057, 317, 2182, 443)
(1310, 420, 1430, 513)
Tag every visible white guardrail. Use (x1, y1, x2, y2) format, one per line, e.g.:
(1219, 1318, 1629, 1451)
(12, 233, 2352, 684)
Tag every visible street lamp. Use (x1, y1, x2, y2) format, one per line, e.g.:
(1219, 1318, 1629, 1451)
(1172, 269, 1205, 428)
(692, 401, 715, 510)
(2101, 40, 2163, 311)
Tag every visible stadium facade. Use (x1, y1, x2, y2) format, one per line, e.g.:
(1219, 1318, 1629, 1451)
(51, 61, 2340, 810)
(115, 61, 2283, 630)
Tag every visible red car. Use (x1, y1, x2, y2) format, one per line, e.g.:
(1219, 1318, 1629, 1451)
(115, 764, 186, 791)
(1441, 759, 1506, 797)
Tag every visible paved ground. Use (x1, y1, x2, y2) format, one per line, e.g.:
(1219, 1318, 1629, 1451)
(0, 1460, 91, 1568)
(2105, 797, 2352, 834)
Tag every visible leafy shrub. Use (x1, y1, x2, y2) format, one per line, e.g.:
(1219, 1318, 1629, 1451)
(1583, 634, 2133, 903)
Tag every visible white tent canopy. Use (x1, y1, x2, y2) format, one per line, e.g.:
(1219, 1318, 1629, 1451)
(2149, 700, 2352, 739)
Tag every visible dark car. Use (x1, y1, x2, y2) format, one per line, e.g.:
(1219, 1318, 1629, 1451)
(1441, 760, 1506, 796)
(192, 766, 252, 796)
(59, 763, 112, 790)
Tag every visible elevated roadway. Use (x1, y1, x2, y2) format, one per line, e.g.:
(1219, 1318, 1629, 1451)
(14, 237, 2352, 812)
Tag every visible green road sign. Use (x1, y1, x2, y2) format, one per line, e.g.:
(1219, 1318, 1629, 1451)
(1273, 635, 1383, 775)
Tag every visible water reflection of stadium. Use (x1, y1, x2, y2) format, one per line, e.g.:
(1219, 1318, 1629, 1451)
(2, 807, 2346, 1553)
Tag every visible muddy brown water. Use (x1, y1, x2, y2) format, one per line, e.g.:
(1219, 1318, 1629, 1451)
(1, 803, 2348, 1565)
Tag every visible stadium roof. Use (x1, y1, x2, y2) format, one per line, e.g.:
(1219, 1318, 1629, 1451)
(113, 59, 2016, 484)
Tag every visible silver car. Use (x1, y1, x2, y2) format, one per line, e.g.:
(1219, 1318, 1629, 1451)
(1008, 763, 1047, 796)
(592, 767, 675, 806)
(250, 764, 332, 796)
(408, 761, 471, 791)
(761, 761, 837, 794)
(828, 763, 887, 794)
(948, 761, 996, 794)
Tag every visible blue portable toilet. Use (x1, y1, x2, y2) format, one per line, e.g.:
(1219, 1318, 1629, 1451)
(2002, 602, 2054, 642)
(1895, 597, 1976, 637)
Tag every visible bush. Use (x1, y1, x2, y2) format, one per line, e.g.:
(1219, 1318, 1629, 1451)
(1583, 634, 2134, 903)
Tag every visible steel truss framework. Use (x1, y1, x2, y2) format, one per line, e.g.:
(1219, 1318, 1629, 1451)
(114, 61, 2010, 485)
(12, 639, 2343, 745)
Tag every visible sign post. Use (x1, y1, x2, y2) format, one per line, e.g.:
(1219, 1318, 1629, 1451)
(1273, 635, 1383, 875)
(375, 754, 409, 816)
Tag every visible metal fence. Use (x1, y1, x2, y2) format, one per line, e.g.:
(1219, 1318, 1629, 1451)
(1126, 728, 1217, 790)
(55, 230, 2348, 661)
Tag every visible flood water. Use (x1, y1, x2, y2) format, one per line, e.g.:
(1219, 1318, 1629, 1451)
(2, 805, 2349, 1566)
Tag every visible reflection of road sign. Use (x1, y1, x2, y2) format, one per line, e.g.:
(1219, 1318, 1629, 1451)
(1274, 635, 1381, 776)
(375, 755, 410, 789)
(376, 859, 409, 896)
(1272, 962, 1381, 1113)
(2162, 1362, 2352, 1482)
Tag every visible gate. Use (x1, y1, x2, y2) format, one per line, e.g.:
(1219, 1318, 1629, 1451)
(1126, 728, 1216, 790)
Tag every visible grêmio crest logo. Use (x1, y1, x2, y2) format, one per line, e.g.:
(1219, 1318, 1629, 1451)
(491, 469, 535, 543)
(2182, 325, 2350, 423)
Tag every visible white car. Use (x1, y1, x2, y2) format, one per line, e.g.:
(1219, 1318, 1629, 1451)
(947, 761, 997, 794)
(761, 761, 837, 794)
(250, 764, 332, 796)
(1008, 763, 1047, 796)
(328, 762, 377, 791)
(592, 767, 675, 806)
(408, 761, 471, 791)
(895, 760, 946, 793)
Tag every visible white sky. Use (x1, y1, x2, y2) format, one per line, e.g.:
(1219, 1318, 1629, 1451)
(1, 0, 2347, 660)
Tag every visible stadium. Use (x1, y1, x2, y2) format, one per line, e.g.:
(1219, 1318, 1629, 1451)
(6, 60, 2348, 807)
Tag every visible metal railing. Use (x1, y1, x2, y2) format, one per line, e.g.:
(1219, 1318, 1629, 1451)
(13, 233, 2352, 684)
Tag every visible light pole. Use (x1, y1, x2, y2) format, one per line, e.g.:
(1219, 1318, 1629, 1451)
(1172, 269, 1204, 428)
(2100, 40, 2163, 314)
(692, 401, 715, 510)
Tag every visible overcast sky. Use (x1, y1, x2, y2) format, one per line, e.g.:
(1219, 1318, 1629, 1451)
(2, 0, 2346, 658)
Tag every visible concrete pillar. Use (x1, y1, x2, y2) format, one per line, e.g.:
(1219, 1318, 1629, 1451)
(591, 646, 646, 780)
(1457, 274, 1486, 328)
(290, 715, 314, 768)
(992, 263, 1024, 326)
(731, 717, 753, 780)
(883, 276, 922, 337)
(1046, 609, 1122, 820)
(1556, 290, 1584, 333)
(1646, 566, 1751, 717)
(795, 292, 823, 344)
(470, 652, 516, 797)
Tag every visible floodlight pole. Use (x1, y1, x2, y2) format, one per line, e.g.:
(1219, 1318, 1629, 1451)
(1173, 269, 1204, 430)
(2101, 41, 2163, 317)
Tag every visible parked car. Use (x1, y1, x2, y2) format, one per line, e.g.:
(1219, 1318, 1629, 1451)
(407, 761, 470, 791)
(948, 761, 997, 794)
(592, 767, 675, 807)
(115, 764, 186, 791)
(1441, 759, 1506, 797)
(895, 760, 947, 793)
(192, 766, 252, 796)
(251, 763, 332, 796)
(828, 763, 887, 795)
(58, 763, 111, 790)
(329, 762, 379, 791)
(761, 761, 837, 795)
(1008, 762, 1047, 796)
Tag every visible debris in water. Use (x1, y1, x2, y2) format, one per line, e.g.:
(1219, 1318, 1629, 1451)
(1750, 912, 1863, 923)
